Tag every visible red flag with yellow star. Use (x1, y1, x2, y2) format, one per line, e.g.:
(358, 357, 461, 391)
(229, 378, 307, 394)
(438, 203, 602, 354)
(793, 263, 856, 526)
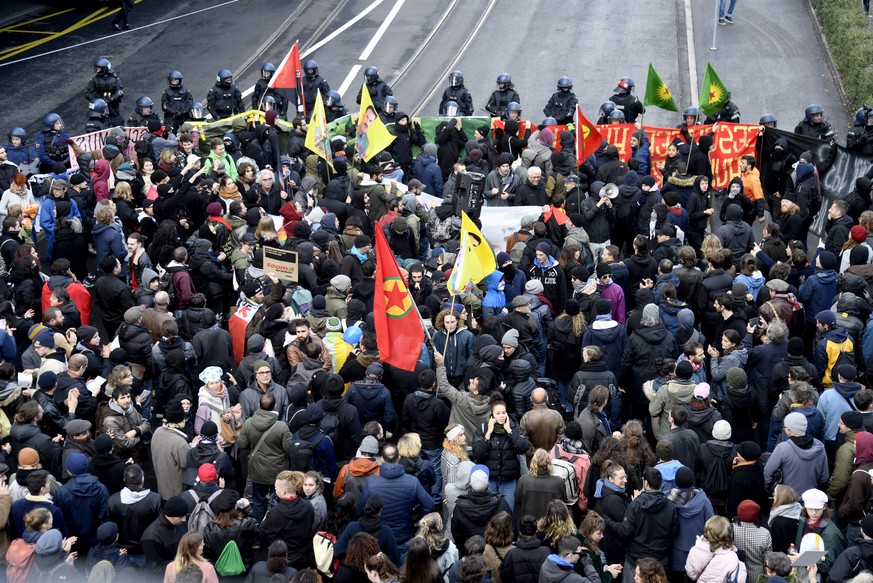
(373, 227, 423, 371)
(574, 105, 604, 166)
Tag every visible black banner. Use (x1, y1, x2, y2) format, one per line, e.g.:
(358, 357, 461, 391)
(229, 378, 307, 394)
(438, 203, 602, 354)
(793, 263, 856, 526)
(759, 127, 873, 235)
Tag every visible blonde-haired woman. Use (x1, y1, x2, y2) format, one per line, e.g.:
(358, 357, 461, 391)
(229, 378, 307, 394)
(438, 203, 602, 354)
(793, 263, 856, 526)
(112, 180, 139, 234)
(415, 513, 457, 583)
(537, 499, 576, 551)
(441, 423, 469, 489)
(164, 532, 219, 583)
(255, 214, 280, 248)
(685, 515, 746, 583)
(513, 448, 566, 520)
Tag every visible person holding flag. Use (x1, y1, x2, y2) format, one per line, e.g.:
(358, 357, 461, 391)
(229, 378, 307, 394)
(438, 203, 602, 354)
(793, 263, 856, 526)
(267, 40, 306, 118)
(304, 90, 334, 172)
(356, 86, 396, 162)
(448, 212, 497, 296)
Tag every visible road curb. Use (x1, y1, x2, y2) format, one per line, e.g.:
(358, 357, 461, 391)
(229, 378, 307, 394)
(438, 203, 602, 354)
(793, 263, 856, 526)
(804, 0, 851, 117)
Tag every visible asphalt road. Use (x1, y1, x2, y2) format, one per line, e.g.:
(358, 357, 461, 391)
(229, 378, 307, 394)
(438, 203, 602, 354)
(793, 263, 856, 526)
(0, 0, 854, 147)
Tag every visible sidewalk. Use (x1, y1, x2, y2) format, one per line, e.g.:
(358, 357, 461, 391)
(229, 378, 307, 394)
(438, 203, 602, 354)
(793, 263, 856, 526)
(690, 0, 852, 133)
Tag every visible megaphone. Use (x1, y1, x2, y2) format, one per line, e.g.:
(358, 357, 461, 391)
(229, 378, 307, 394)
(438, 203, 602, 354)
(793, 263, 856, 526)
(603, 183, 619, 199)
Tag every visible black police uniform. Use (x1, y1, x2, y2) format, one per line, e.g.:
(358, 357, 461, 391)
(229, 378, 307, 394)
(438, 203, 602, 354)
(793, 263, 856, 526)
(162, 85, 193, 132)
(794, 119, 835, 141)
(207, 82, 244, 120)
(302, 75, 331, 118)
(440, 86, 474, 116)
(85, 72, 124, 126)
(356, 78, 393, 111)
(608, 93, 644, 123)
(543, 90, 579, 125)
(485, 86, 521, 118)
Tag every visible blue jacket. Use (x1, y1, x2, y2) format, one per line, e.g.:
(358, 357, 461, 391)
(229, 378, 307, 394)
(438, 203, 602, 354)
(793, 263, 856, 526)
(432, 327, 476, 378)
(413, 155, 444, 197)
(482, 270, 506, 316)
(655, 459, 684, 492)
(817, 382, 862, 441)
(2, 142, 39, 167)
(632, 134, 651, 176)
(35, 129, 72, 167)
(293, 426, 339, 482)
(798, 268, 839, 323)
(334, 519, 399, 565)
(38, 195, 81, 255)
(670, 488, 714, 570)
(10, 498, 68, 538)
(346, 378, 397, 430)
(357, 463, 434, 544)
(92, 222, 128, 275)
(54, 473, 109, 545)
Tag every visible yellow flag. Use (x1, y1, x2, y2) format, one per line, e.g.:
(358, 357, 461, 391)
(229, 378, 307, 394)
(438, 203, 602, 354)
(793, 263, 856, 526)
(354, 85, 395, 162)
(304, 90, 334, 170)
(448, 212, 497, 294)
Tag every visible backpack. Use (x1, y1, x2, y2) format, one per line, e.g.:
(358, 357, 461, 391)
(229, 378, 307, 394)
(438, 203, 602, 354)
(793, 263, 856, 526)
(702, 445, 731, 500)
(314, 531, 339, 576)
(614, 193, 637, 224)
(830, 337, 855, 380)
(320, 410, 341, 444)
(134, 134, 156, 163)
(188, 489, 222, 534)
(159, 270, 179, 310)
(287, 432, 325, 472)
(214, 539, 246, 576)
(5, 539, 35, 583)
(509, 239, 528, 267)
(550, 451, 580, 506)
(551, 445, 590, 508)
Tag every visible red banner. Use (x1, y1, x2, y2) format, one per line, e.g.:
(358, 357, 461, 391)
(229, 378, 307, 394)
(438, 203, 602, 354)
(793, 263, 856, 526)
(597, 123, 758, 189)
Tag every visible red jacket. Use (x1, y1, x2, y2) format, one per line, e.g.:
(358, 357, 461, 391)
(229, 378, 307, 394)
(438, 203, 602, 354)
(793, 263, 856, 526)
(41, 277, 92, 325)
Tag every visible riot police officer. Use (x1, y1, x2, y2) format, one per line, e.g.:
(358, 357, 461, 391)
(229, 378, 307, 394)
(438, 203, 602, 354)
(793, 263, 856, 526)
(703, 93, 740, 123)
(302, 60, 330, 118)
(162, 71, 193, 133)
(85, 99, 110, 132)
(847, 108, 873, 154)
(439, 70, 473, 116)
(596, 102, 616, 125)
(380, 96, 399, 124)
(35, 113, 71, 172)
(189, 102, 206, 122)
(794, 104, 835, 141)
(324, 91, 348, 123)
(680, 106, 699, 128)
(356, 66, 393, 111)
(543, 77, 578, 125)
(485, 73, 521, 118)
(608, 110, 625, 124)
(608, 77, 644, 123)
(3, 128, 39, 174)
(126, 96, 162, 127)
(251, 63, 290, 117)
(85, 57, 124, 126)
(207, 69, 244, 120)
(759, 114, 777, 129)
(505, 102, 523, 122)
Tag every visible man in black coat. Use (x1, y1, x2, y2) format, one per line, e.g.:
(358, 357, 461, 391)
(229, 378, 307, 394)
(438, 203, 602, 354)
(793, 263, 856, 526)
(451, 464, 511, 543)
(403, 370, 450, 504)
(261, 470, 316, 569)
(107, 463, 162, 555)
(141, 494, 189, 573)
(92, 257, 135, 339)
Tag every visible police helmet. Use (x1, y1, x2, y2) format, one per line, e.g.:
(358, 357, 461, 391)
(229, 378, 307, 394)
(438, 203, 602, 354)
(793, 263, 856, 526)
(325, 91, 342, 108)
(303, 60, 318, 77)
(608, 110, 626, 122)
(167, 71, 183, 87)
(599, 102, 616, 117)
(94, 57, 112, 75)
(683, 106, 699, 118)
(364, 66, 379, 83)
(759, 113, 777, 127)
(260, 63, 276, 80)
(43, 113, 62, 128)
(506, 102, 522, 113)
(216, 69, 233, 85)
(614, 77, 635, 94)
(190, 102, 205, 120)
(541, 117, 557, 127)
(383, 96, 398, 114)
(805, 104, 824, 119)
(8, 128, 26, 140)
(496, 73, 511, 89)
(262, 95, 277, 111)
(442, 101, 459, 117)
(557, 76, 573, 91)
(449, 70, 463, 88)
(88, 99, 108, 117)
(136, 96, 154, 115)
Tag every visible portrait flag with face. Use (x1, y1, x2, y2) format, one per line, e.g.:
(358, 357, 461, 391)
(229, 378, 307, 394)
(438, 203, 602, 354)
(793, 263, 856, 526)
(355, 85, 395, 162)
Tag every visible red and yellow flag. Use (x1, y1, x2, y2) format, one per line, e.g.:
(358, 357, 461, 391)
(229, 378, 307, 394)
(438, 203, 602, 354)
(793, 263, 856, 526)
(374, 227, 423, 371)
(575, 105, 604, 166)
(268, 40, 305, 117)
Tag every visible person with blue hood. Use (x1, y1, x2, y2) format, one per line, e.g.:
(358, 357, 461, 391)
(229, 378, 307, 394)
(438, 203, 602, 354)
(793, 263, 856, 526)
(85, 521, 131, 572)
(539, 535, 600, 583)
(631, 130, 651, 175)
(799, 252, 839, 346)
(654, 440, 683, 492)
(529, 241, 567, 314)
(38, 180, 81, 263)
(414, 143, 444, 197)
(482, 270, 508, 319)
(31, 528, 85, 583)
(53, 452, 109, 552)
(818, 364, 863, 447)
(666, 465, 714, 581)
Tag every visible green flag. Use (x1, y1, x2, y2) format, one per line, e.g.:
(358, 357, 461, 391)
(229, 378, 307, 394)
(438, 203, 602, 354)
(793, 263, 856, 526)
(643, 64, 678, 112)
(699, 62, 729, 116)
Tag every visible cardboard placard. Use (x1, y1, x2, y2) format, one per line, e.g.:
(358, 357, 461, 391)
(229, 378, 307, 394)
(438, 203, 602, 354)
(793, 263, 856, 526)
(263, 247, 299, 282)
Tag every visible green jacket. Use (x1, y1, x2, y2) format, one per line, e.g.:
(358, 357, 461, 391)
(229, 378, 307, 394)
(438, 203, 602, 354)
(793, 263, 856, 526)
(794, 518, 846, 578)
(828, 430, 858, 501)
(238, 409, 292, 485)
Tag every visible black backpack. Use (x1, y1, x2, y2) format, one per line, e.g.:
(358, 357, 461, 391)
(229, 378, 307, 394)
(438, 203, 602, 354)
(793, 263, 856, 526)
(287, 432, 325, 472)
(159, 270, 179, 310)
(702, 445, 731, 500)
(134, 134, 156, 163)
(614, 192, 638, 224)
(320, 410, 341, 444)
